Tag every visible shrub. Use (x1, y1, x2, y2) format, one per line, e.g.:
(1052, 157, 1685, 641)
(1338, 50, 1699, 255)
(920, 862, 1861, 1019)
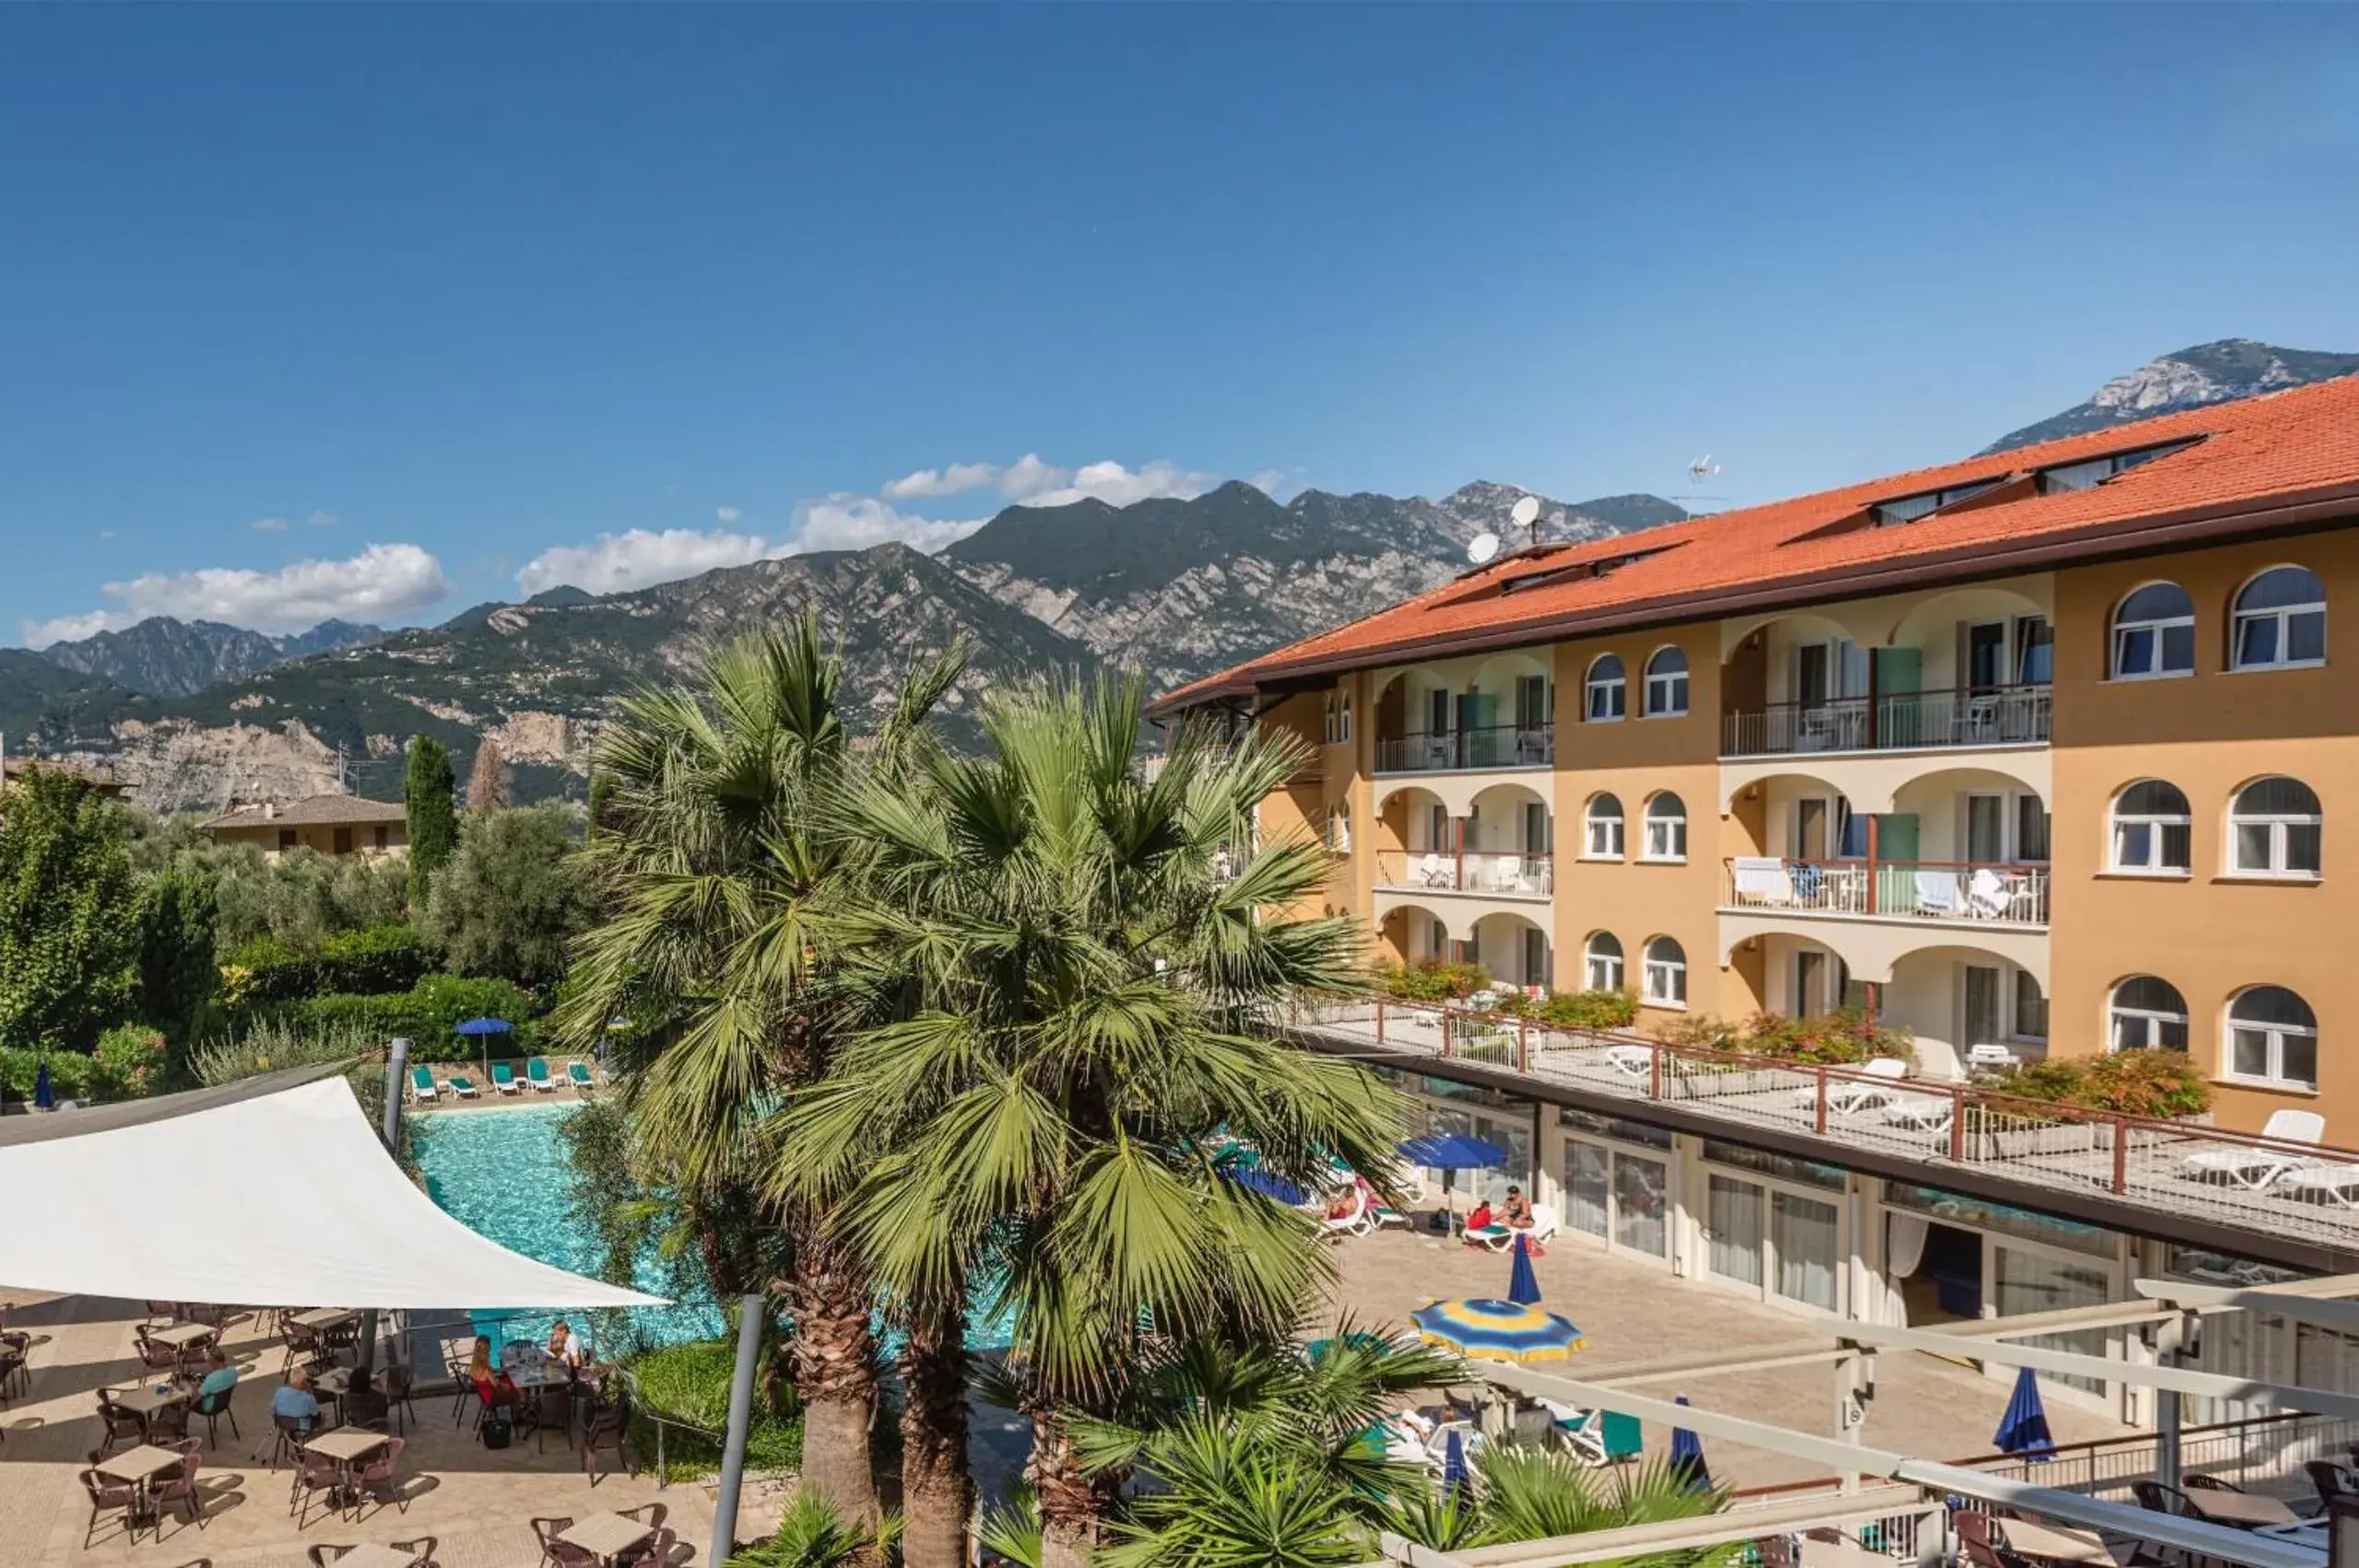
(317, 924, 434, 994)
(625, 1337, 804, 1480)
(1995, 1051, 2211, 1120)
(1374, 960, 1490, 1002)
(1656, 1008, 1914, 1067)
(220, 934, 314, 1004)
(92, 1023, 169, 1101)
(1533, 988, 1640, 1031)
(261, 973, 538, 1056)
(405, 973, 536, 1046)
(0, 1045, 96, 1102)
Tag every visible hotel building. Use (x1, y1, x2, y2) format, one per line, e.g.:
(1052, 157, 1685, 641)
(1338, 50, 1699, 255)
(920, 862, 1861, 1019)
(1155, 376, 2359, 1416)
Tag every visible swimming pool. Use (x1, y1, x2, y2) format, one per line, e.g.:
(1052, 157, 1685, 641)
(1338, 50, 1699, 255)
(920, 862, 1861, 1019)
(413, 1101, 725, 1351)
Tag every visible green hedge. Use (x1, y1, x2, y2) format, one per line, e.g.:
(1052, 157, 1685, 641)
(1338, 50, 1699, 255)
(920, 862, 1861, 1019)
(0, 1024, 168, 1103)
(624, 1338, 803, 1480)
(260, 973, 539, 1057)
(222, 924, 435, 1003)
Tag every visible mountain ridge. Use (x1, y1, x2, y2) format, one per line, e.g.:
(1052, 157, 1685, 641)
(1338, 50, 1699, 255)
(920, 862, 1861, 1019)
(37, 616, 384, 698)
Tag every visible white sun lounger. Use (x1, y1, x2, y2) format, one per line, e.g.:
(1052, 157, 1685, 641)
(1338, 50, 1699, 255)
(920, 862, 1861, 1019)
(2272, 1161, 2359, 1207)
(1603, 1043, 1655, 1079)
(1881, 1093, 1955, 1136)
(1793, 1055, 1909, 1113)
(2181, 1109, 2326, 1188)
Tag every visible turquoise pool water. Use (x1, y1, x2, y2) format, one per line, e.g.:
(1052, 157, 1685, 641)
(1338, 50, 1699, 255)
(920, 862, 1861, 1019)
(414, 1101, 725, 1351)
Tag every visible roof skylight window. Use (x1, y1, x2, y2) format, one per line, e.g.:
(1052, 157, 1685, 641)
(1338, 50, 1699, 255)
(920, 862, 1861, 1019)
(1869, 477, 2005, 528)
(2035, 437, 2202, 496)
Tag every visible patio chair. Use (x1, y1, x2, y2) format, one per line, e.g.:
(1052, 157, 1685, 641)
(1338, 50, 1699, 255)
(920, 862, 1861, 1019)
(1952, 1509, 2021, 1568)
(136, 1326, 184, 1373)
(350, 1434, 407, 1516)
(1794, 1056, 1908, 1114)
(80, 1465, 142, 1548)
(1731, 856, 1793, 905)
(1964, 868, 2011, 920)
(152, 1447, 206, 1532)
(408, 1067, 438, 1103)
(622, 1503, 668, 1529)
(533, 1516, 584, 1568)
(1914, 870, 1960, 917)
(382, 1362, 418, 1434)
(444, 1073, 479, 1099)
(95, 1393, 147, 1458)
(1880, 1093, 1955, 1136)
(148, 1396, 193, 1444)
(2180, 1109, 2326, 1189)
(2309, 1459, 2359, 1511)
(582, 1389, 633, 1484)
(566, 1061, 596, 1092)
(0, 1345, 24, 1404)
(282, 1318, 323, 1371)
(391, 1539, 440, 1568)
(622, 1526, 678, 1568)
(1370, 1202, 1413, 1230)
(268, 1409, 312, 1470)
(1603, 1043, 1654, 1078)
(146, 1299, 183, 1326)
(1539, 1399, 1610, 1468)
(2134, 1480, 2204, 1520)
(195, 1382, 238, 1446)
(309, 1550, 356, 1567)
(490, 1061, 522, 1095)
(527, 1056, 558, 1092)
(289, 1444, 344, 1527)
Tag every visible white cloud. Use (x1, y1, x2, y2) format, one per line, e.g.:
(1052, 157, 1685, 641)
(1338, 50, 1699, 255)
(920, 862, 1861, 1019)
(997, 454, 1068, 501)
(24, 542, 450, 645)
(789, 496, 989, 555)
(715, 506, 743, 524)
(251, 516, 289, 532)
(307, 511, 338, 528)
(517, 527, 775, 596)
(1011, 458, 1219, 510)
(882, 461, 999, 501)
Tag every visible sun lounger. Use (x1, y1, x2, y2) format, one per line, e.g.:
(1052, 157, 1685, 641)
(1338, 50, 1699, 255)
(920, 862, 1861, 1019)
(1321, 1187, 1374, 1239)
(489, 1062, 522, 1096)
(1603, 1043, 1654, 1079)
(1795, 1055, 1909, 1114)
(1881, 1093, 1955, 1135)
(445, 1074, 480, 1099)
(1370, 1204, 1412, 1230)
(1470, 1204, 1559, 1250)
(2272, 1161, 2359, 1207)
(2181, 1109, 2326, 1188)
(526, 1057, 557, 1093)
(567, 1061, 596, 1092)
(408, 1066, 439, 1103)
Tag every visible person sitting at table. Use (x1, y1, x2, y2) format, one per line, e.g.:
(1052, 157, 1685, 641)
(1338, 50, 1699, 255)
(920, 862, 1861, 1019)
(547, 1318, 585, 1368)
(343, 1367, 391, 1430)
(469, 1335, 524, 1417)
(196, 1347, 239, 1403)
(272, 1364, 322, 1435)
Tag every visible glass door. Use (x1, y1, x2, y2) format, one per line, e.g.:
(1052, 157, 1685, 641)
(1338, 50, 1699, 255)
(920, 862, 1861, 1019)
(1964, 794, 2005, 863)
(1772, 1190, 1842, 1311)
(1563, 1142, 1610, 1239)
(1613, 1152, 1669, 1258)
(1964, 966, 2002, 1050)
(1705, 1173, 1765, 1289)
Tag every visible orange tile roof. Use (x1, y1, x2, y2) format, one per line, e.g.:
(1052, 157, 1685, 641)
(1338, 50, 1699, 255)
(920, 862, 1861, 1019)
(1154, 375, 2359, 713)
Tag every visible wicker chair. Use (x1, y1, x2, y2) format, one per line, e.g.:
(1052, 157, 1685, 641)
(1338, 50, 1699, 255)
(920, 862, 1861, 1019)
(447, 1357, 482, 1428)
(382, 1362, 419, 1434)
(151, 1448, 206, 1532)
(195, 1384, 239, 1447)
(0, 1346, 25, 1404)
(94, 1394, 148, 1459)
(581, 1389, 632, 1484)
(147, 1397, 193, 1445)
(135, 1327, 183, 1374)
(267, 1410, 311, 1472)
(2184, 1473, 2245, 1493)
(308, 1548, 355, 1567)
(79, 1467, 139, 1549)
(621, 1526, 677, 1568)
(621, 1502, 667, 1530)
(532, 1516, 581, 1568)
(391, 1538, 440, 1568)
(282, 1319, 323, 1372)
(350, 1435, 407, 1516)
(288, 1446, 344, 1527)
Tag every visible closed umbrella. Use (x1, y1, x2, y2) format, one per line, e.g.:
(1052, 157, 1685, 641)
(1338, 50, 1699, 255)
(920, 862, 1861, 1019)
(1507, 1232, 1541, 1306)
(32, 1059, 53, 1111)
(1412, 1297, 1586, 1362)
(1994, 1366, 2054, 1462)
(1398, 1132, 1508, 1232)
(1441, 1426, 1470, 1493)
(454, 1016, 514, 1080)
(1670, 1393, 1712, 1491)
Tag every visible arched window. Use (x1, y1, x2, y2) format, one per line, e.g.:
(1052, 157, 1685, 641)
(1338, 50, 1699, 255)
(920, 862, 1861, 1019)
(2227, 985, 2318, 1089)
(2110, 781, 2191, 873)
(1585, 654, 1627, 722)
(1584, 932, 1624, 992)
(2229, 777, 2320, 878)
(2231, 566, 2327, 670)
(1585, 794, 1625, 859)
(2109, 975, 2188, 1051)
(1642, 936, 1687, 1006)
(1643, 792, 1688, 861)
(1643, 647, 1690, 716)
(2111, 583, 2195, 679)
(1325, 805, 1351, 855)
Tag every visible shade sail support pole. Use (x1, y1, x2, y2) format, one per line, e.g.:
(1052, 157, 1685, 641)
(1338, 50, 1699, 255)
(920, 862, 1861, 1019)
(711, 1291, 764, 1563)
(354, 1036, 411, 1383)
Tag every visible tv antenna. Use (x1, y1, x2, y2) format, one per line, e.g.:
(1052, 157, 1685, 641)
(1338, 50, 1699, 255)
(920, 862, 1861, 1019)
(1676, 454, 1730, 512)
(1466, 531, 1501, 567)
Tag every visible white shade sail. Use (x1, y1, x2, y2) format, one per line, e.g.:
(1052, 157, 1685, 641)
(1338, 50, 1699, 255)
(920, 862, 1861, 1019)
(0, 1073, 663, 1310)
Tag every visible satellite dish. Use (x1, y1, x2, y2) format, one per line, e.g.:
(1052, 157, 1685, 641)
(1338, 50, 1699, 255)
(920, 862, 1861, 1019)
(1467, 532, 1501, 566)
(1509, 496, 1541, 529)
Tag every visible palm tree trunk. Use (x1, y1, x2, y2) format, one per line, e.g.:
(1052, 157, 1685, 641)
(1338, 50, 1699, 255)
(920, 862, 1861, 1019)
(898, 1315, 972, 1568)
(785, 1222, 879, 1518)
(1028, 1411, 1105, 1568)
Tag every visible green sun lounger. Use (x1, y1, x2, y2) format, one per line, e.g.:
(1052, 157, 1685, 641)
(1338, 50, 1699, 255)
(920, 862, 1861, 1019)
(490, 1061, 521, 1095)
(526, 1056, 557, 1092)
(445, 1074, 479, 1098)
(409, 1066, 438, 1102)
(566, 1061, 596, 1091)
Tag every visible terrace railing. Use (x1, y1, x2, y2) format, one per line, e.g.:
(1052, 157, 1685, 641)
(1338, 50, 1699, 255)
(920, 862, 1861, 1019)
(1721, 858, 2049, 926)
(1374, 725, 1555, 774)
(1289, 996, 2359, 1251)
(1373, 849, 1553, 898)
(1722, 683, 2052, 759)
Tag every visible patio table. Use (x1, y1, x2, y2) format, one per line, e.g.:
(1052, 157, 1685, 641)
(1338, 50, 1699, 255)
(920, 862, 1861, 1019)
(306, 1426, 391, 1509)
(295, 1307, 360, 1330)
(1998, 1519, 2135, 1566)
(513, 1364, 575, 1448)
(105, 1379, 194, 1425)
(2186, 1489, 2300, 1528)
(147, 1321, 217, 1350)
(325, 1548, 420, 1568)
(94, 1443, 185, 1534)
(560, 1511, 657, 1565)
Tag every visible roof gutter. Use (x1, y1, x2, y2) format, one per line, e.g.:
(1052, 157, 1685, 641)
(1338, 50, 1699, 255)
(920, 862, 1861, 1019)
(1160, 479, 2359, 704)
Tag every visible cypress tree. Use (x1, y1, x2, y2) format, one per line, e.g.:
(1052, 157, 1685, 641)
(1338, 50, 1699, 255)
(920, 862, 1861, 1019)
(404, 735, 458, 910)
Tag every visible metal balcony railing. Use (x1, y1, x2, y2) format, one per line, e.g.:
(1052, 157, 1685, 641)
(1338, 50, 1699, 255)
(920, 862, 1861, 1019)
(1721, 683, 2051, 759)
(1373, 849, 1552, 898)
(1721, 857, 2049, 926)
(1285, 996, 2359, 1254)
(1374, 725, 1554, 774)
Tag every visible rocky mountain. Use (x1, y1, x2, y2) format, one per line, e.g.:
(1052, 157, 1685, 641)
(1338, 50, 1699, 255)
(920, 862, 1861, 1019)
(1986, 338, 2359, 453)
(36, 616, 383, 697)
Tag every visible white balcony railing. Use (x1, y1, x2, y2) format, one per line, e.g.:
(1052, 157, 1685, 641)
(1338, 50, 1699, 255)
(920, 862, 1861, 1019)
(1374, 849, 1552, 899)
(1720, 857, 2048, 926)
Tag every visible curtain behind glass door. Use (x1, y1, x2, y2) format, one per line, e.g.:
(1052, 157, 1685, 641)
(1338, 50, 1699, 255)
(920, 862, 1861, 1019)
(1614, 1153, 1668, 1257)
(1773, 1191, 1841, 1310)
(1707, 1174, 1765, 1287)
(1564, 1142, 1609, 1238)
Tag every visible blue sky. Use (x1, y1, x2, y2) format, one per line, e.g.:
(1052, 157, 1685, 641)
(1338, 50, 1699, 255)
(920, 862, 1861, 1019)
(4, 4, 2355, 644)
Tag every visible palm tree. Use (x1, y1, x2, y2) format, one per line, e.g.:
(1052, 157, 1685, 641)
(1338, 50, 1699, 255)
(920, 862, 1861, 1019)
(777, 675, 1405, 1568)
(559, 616, 964, 1516)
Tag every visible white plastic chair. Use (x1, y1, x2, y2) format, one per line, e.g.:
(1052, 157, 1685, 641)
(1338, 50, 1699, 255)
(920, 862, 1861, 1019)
(2183, 1109, 2326, 1188)
(1965, 868, 2010, 920)
(1418, 853, 1450, 888)
(1604, 1043, 1654, 1079)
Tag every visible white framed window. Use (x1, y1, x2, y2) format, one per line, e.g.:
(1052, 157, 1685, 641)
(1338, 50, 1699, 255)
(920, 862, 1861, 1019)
(1642, 792, 1688, 862)
(2111, 583, 2195, 679)
(1585, 794, 1625, 859)
(2228, 776, 2320, 878)
(2012, 970, 2049, 1043)
(1643, 647, 1690, 716)
(1642, 936, 1687, 1007)
(1585, 931, 1624, 992)
(2231, 566, 2327, 671)
(1585, 654, 1627, 722)
(2109, 975, 2188, 1051)
(2109, 780, 2190, 874)
(2226, 985, 2318, 1090)
(1325, 805, 1351, 855)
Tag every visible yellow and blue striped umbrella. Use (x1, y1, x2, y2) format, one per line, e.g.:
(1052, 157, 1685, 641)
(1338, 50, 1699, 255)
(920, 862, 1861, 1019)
(1410, 1297, 1586, 1362)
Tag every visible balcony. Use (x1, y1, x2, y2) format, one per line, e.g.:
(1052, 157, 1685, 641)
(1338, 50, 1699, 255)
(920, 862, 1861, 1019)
(1374, 849, 1553, 900)
(1375, 724, 1554, 775)
(1722, 684, 2050, 760)
(1720, 857, 2049, 927)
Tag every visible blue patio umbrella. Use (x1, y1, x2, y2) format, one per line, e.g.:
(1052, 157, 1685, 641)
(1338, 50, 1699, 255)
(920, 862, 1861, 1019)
(1398, 1133, 1508, 1231)
(1507, 1232, 1542, 1306)
(455, 1015, 514, 1079)
(1229, 1166, 1314, 1207)
(1441, 1427, 1470, 1493)
(1994, 1366, 2055, 1462)
(31, 1059, 53, 1110)
(1669, 1394, 1712, 1491)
